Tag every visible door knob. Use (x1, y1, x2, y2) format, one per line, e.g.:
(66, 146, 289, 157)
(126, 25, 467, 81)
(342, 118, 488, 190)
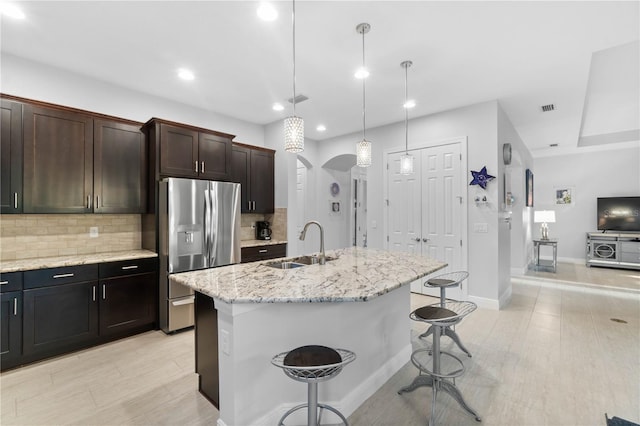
(422, 238, 429, 242)
(415, 237, 421, 242)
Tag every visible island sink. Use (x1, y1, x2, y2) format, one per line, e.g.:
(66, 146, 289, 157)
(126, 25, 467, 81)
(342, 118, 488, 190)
(266, 261, 305, 269)
(265, 255, 336, 269)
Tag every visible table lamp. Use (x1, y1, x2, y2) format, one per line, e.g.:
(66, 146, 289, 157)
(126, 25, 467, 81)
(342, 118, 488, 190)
(534, 210, 556, 240)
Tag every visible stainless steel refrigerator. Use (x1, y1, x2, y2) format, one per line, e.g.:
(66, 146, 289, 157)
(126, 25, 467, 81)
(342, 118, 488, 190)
(158, 178, 240, 333)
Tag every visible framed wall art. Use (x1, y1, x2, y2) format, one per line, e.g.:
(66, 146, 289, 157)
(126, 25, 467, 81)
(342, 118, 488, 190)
(526, 169, 534, 207)
(555, 188, 573, 205)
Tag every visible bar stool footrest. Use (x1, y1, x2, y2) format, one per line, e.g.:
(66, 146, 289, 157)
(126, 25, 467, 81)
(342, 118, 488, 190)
(277, 402, 349, 426)
(410, 348, 466, 380)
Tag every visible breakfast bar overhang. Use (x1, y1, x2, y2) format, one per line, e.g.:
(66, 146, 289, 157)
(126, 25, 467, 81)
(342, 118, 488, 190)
(170, 247, 446, 426)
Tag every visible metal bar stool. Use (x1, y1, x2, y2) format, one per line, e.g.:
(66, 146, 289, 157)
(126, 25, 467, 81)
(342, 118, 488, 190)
(420, 271, 473, 357)
(399, 301, 481, 426)
(272, 345, 356, 426)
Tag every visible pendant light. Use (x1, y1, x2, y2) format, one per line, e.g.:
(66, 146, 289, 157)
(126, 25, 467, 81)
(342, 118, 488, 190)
(399, 60, 414, 175)
(284, 0, 304, 153)
(355, 23, 371, 167)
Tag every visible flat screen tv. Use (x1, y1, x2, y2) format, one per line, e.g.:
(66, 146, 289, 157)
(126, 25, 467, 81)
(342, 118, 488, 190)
(597, 197, 640, 232)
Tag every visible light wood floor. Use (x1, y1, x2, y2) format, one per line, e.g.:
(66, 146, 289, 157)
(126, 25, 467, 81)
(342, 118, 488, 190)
(2, 264, 639, 425)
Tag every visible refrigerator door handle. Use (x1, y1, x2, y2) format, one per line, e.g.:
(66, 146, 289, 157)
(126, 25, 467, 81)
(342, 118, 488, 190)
(204, 187, 212, 268)
(210, 184, 219, 266)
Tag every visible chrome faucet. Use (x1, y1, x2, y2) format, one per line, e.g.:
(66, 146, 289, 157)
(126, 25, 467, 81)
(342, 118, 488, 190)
(299, 221, 325, 265)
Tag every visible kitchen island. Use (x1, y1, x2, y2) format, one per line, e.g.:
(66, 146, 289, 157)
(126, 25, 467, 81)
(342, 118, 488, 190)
(170, 246, 446, 426)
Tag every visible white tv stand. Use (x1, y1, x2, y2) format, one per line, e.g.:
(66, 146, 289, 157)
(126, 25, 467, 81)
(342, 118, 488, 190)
(586, 232, 640, 270)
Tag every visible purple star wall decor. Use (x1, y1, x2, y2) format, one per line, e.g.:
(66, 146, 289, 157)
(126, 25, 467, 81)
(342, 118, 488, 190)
(469, 166, 495, 189)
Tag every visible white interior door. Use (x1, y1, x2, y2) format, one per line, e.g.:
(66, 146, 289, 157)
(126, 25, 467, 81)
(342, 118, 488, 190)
(388, 152, 423, 292)
(387, 142, 464, 298)
(421, 144, 463, 299)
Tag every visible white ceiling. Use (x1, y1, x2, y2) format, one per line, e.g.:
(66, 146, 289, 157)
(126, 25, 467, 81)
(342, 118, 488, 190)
(1, 1, 638, 155)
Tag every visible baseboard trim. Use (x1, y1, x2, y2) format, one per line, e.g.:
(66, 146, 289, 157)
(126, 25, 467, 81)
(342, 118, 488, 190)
(250, 343, 413, 426)
(499, 285, 513, 309)
(468, 295, 500, 310)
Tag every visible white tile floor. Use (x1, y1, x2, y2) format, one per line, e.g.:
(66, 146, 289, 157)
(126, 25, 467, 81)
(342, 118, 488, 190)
(1, 263, 638, 425)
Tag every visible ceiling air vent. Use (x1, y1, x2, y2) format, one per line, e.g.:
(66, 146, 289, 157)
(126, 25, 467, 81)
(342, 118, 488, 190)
(541, 104, 555, 112)
(287, 94, 309, 104)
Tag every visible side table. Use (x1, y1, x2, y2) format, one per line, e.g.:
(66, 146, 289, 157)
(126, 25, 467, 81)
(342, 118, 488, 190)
(532, 239, 558, 272)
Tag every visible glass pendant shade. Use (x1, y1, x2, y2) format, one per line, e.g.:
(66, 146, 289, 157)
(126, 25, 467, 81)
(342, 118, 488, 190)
(284, 116, 304, 152)
(356, 139, 372, 167)
(399, 153, 414, 175)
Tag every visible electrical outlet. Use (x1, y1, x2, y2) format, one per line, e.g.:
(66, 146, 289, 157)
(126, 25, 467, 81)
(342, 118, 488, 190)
(220, 329, 230, 355)
(474, 223, 488, 233)
(89, 227, 99, 238)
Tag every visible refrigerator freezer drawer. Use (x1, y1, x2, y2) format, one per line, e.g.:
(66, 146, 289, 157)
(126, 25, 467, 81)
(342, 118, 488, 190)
(169, 279, 194, 299)
(168, 295, 195, 331)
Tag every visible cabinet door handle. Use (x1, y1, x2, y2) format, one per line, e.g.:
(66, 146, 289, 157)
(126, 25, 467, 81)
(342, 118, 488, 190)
(92, 285, 96, 301)
(195, 161, 199, 173)
(87, 195, 92, 209)
(252, 201, 256, 211)
(258, 249, 268, 253)
(248, 201, 251, 210)
(53, 273, 74, 279)
(121, 265, 138, 270)
(102, 284, 106, 300)
(0, 281, 8, 285)
(13, 192, 18, 209)
(13, 298, 17, 316)
(95, 195, 99, 209)
(201, 161, 205, 173)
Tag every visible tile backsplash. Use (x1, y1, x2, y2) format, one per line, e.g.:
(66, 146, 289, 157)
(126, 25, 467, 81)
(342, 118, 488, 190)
(0, 214, 141, 262)
(240, 208, 287, 241)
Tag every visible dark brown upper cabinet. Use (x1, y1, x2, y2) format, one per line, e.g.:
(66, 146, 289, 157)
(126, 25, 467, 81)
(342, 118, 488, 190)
(94, 120, 147, 213)
(13, 96, 146, 214)
(231, 144, 274, 214)
(23, 104, 94, 213)
(1, 99, 23, 213)
(148, 119, 233, 181)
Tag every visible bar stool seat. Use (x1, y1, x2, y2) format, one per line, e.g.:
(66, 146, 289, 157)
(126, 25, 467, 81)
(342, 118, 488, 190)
(272, 345, 356, 426)
(420, 271, 473, 357)
(400, 301, 481, 426)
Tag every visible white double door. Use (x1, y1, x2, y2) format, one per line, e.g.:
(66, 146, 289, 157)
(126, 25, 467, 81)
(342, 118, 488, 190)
(387, 142, 465, 299)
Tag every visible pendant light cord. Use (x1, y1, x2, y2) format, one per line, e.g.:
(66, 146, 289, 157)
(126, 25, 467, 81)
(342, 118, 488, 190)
(361, 27, 366, 141)
(292, 0, 296, 116)
(404, 63, 409, 153)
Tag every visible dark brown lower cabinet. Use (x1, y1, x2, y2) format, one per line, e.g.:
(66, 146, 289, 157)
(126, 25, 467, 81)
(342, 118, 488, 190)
(0, 291, 22, 369)
(99, 272, 156, 337)
(23, 281, 99, 358)
(241, 243, 287, 263)
(195, 291, 219, 408)
(4, 259, 158, 371)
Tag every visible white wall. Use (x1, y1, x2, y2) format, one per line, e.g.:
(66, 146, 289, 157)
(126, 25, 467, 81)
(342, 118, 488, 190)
(498, 103, 535, 279)
(533, 144, 640, 262)
(267, 100, 515, 308)
(1, 54, 265, 144)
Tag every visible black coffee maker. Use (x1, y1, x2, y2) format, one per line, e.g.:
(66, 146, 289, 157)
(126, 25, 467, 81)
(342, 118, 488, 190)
(256, 221, 272, 240)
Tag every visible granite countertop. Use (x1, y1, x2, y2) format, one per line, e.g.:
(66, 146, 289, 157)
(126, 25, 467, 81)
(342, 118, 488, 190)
(171, 246, 446, 304)
(240, 239, 288, 248)
(0, 250, 158, 273)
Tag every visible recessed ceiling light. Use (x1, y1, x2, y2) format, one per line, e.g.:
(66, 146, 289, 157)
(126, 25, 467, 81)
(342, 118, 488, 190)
(403, 100, 416, 109)
(177, 68, 195, 81)
(257, 2, 277, 21)
(272, 103, 284, 111)
(0, 2, 25, 19)
(354, 67, 369, 79)
(316, 125, 326, 132)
